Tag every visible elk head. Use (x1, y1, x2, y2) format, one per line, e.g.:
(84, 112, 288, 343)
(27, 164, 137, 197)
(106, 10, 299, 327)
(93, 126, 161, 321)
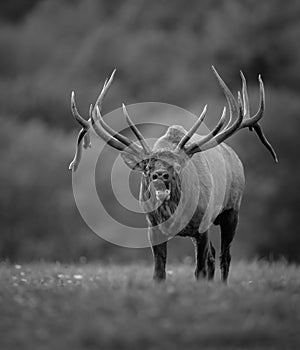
(69, 68, 278, 200)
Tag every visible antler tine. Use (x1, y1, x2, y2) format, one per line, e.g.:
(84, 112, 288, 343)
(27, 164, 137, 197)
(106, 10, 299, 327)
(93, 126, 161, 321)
(71, 91, 89, 129)
(195, 67, 243, 152)
(69, 69, 147, 171)
(88, 103, 93, 118)
(213, 66, 236, 123)
(96, 105, 142, 153)
(69, 129, 87, 172)
(89, 106, 128, 151)
(211, 66, 239, 124)
(197, 70, 277, 162)
(240, 74, 265, 128)
(94, 69, 116, 113)
(237, 91, 244, 117)
(253, 123, 278, 163)
(77, 103, 93, 150)
(213, 66, 244, 135)
(182, 68, 243, 156)
(186, 107, 226, 155)
(91, 71, 144, 154)
(82, 131, 91, 149)
(90, 70, 146, 154)
(240, 71, 250, 119)
(103, 78, 108, 89)
(239, 73, 278, 162)
(241, 75, 265, 128)
(70, 92, 91, 169)
(122, 103, 151, 154)
(69, 91, 91, 171)
(176, 105, 207, 151)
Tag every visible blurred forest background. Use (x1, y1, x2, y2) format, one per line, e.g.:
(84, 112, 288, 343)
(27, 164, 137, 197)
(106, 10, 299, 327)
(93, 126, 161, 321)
(0, 0, 299, 263)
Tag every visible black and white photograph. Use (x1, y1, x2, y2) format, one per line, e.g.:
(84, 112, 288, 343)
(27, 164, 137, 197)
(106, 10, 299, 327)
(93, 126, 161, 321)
(0, 1, 299, 349)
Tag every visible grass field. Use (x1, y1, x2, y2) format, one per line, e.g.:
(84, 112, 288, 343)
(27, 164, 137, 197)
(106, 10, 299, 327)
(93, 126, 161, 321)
(0, 261, 299, 350)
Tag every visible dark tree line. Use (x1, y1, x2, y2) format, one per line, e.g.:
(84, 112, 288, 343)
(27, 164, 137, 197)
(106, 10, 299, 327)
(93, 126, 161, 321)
(0, 0, 299, 261)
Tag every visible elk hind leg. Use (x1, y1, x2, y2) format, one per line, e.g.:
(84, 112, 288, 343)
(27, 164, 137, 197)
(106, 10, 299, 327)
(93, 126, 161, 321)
(219, 209, 239, 283)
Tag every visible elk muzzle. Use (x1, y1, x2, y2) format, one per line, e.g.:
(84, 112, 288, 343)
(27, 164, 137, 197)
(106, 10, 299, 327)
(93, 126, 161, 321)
(150, 171, 171, 202)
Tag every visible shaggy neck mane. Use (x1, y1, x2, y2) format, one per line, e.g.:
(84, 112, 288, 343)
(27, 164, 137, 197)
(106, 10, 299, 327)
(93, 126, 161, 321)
(143, 174, 181, 226)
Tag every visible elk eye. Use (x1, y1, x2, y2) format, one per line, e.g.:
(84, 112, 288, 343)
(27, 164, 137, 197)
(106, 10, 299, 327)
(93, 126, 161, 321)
(163, 173, 169, 180)
(151, 173, 158, 181)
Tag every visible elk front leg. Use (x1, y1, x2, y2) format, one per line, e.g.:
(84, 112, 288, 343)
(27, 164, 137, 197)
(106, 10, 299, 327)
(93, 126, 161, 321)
(192, 231, 210, 280)
(207, 241, 216, 280)
(148, 228, 167, 281)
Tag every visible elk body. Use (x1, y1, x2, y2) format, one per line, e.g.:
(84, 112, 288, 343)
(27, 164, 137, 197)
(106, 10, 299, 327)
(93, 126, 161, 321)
(69, 67, 277, 283)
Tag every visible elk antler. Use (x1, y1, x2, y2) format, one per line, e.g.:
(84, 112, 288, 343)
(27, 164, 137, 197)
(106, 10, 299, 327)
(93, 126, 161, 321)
(122, 103, 151, 154)
(178, 67, 278, 162)
(176, 105, 207, 150)
(69, 70, 148, 171)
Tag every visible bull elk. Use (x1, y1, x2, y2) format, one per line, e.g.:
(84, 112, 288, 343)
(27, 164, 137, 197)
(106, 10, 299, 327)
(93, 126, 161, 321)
(69, 67, 277, 283)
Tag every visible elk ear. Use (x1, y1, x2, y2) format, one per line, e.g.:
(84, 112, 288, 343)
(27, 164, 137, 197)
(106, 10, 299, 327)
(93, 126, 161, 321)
(120, 152, 146, 171)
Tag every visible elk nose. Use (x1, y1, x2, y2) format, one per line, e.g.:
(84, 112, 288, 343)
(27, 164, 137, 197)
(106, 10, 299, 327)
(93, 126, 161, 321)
(151, 171, 169, 181)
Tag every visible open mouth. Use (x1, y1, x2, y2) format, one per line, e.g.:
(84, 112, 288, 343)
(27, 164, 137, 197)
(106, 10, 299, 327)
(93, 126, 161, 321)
(155, 182, 171, 202)
(155, 189, 170, 201)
